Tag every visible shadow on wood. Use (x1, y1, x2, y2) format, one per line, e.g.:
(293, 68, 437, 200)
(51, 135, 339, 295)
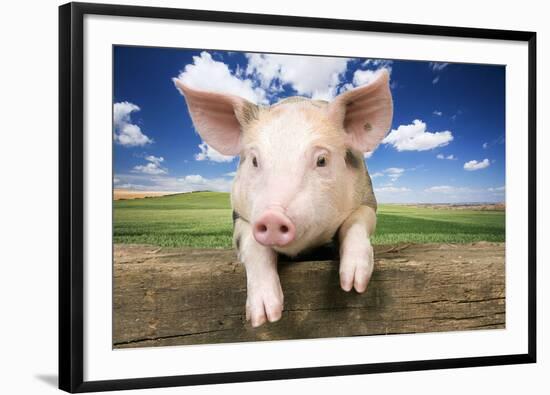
(113, 243, 505, 348)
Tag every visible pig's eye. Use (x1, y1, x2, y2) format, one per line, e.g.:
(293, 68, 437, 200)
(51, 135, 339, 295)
(316, 155, 327, 167)
(252, 156, 258, 168)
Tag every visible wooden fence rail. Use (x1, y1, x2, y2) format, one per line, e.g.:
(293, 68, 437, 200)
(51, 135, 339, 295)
(113, 243, 504, 348)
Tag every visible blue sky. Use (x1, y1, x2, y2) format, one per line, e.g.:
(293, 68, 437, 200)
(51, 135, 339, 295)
(113, 45, 505, 203)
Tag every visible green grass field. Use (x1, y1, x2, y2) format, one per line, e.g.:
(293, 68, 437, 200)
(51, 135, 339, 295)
(113, 192, 505, 248)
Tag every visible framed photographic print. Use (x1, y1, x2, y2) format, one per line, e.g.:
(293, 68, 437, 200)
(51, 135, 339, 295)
(59, 2, 537, 392)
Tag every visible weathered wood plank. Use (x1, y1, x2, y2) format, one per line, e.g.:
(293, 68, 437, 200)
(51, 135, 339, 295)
(113, 242, 505, 348)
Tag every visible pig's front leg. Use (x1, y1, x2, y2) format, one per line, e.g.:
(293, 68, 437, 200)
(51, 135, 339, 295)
(234, 219, 284, 327)
(338, 206, 377, 293)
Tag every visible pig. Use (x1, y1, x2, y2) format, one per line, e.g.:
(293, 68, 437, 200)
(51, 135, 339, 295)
(175, 70, 393, 327)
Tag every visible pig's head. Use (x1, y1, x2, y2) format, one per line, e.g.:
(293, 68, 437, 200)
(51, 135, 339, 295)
(175, 70, 392, 256)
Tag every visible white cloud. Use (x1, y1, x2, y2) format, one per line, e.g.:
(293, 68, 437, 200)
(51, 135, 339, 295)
(433, 110, 443, 116)
(429, 62, 449, 71)
(195, 142, 235, 163)
(224, 171, 237, 177)
(375, 186, 411, 193)
(371, 181, 505, 203)
(363, 59, 393, 70)
(421, 185, 506, 203)
(481, 135, 504, 149)
(424, 185, 478, 196)
(175, 174, 234, 192)
(245, 53, 282, 89)
(113, 101, 137, 127)
(424, 185, 461, 194)
(245, 53, 350, 100)
(132, 155, 167, 175)
(437, 153, 456, 160)
(383, 119, 453, 151)
(488, 186, 505, 193)
(113, 173, 233, 193)
(384, 167, 405, 181)
(173, 52, 392, 105)
(352, 68, 389, 87)
(372, 182, 505, 204)
(132, 163, 167, 175)
(113, 102, 153, 147)
(464, 158, 490, 171)
(364, 151, 374, 159)
(173, 51, 268, 104)
(180, 174, 206, 184)
(115, 182, 151, 190)
(429, 63, 449, 84)
(144, 155, 164, 165)
(370, 168, 405, 181)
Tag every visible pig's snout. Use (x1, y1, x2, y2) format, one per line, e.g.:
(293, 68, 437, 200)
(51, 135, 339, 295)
(253, 209, 296, 247)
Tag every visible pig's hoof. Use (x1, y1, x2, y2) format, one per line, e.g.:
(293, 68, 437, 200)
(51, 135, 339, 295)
(339, 245, 374, 293)
(245, 282, 284, 328)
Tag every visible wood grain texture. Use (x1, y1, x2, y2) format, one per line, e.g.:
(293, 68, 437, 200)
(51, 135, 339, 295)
(113, 243, 505, 348)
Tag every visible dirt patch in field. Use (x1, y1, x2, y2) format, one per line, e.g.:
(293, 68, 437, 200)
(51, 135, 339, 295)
(114, 189, 179, 200)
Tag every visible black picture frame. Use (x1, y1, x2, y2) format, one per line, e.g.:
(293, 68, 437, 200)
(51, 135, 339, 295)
(59, 2, 537, 392)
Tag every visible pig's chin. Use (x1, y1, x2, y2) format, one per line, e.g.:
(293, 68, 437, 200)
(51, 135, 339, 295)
(272, 241, 304, 258)
(272, 228, 333, 257)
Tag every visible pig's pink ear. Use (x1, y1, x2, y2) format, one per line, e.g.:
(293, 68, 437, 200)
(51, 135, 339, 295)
(329, 70, 393, 152)
(174, 80, 258, 156)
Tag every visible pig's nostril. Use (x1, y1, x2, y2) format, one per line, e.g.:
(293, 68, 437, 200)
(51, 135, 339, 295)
(258, 224, 267, 233)
(280, 225, 289, 233)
